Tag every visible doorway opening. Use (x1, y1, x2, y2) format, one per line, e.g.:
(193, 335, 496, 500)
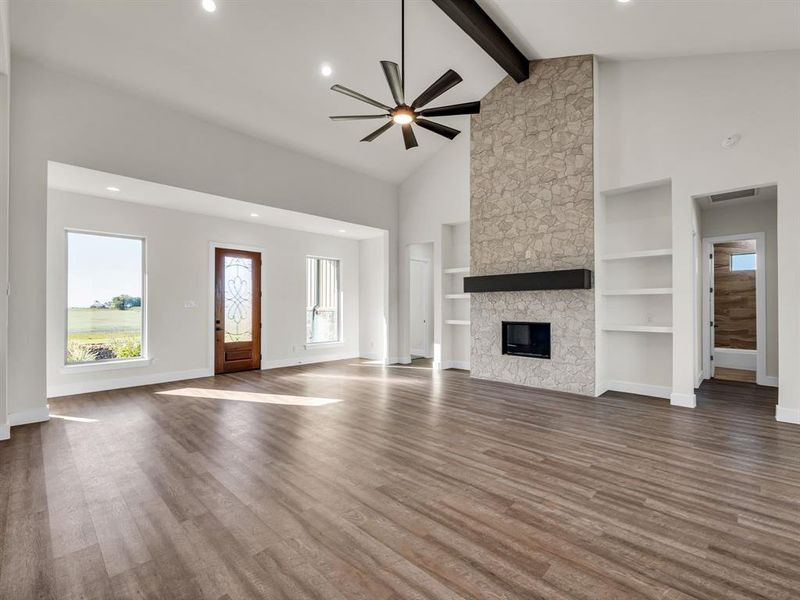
(696, 184, 777, 389)
(214, 246, 262, 374)
(706, 236, 760, 383)
(408, 242, 434, 361)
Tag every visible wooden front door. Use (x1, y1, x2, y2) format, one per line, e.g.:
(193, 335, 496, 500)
(215, 247, 261, 374)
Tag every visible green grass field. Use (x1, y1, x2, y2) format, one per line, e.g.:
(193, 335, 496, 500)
(67, 307, 142, 345)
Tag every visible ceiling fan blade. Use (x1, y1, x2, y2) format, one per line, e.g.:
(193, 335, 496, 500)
(411, 69, 462, 109)
(330, 115, 390, 121)
(360, 121, 395, 142)
(401, 124, 418, 149)
(380, 61, 404, 106)
(331, 84, 393, 112)
(418, 101, 480, 118)
(415, 118, 460, 140)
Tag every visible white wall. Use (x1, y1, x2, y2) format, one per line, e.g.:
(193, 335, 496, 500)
(398, 129, 470, 366)
(700, 198, 778, 380)
(358, 234, 388, 362)
(9, 56, 398, 425)
(47, 190, 367, 396)
(0, 2, 8, 439)
(599, 50, 800, 421)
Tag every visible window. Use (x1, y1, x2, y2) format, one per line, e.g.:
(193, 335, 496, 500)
(730, 252, 756, 272)
(66, 231, 145, 364)
(306, 257, 340, 344)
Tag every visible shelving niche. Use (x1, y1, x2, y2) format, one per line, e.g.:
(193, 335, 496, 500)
(597, 180, 673, 399)
(442, 222, 470, 370)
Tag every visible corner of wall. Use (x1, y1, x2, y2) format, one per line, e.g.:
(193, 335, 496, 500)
(669, 392, 696, 408)
(776, 405, 800, 424)
(9, 405, 50, 427)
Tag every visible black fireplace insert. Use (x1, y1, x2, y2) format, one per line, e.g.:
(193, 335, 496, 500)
(502, 322, 551, 359)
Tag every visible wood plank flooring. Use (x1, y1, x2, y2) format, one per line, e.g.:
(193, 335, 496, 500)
(0, 359, 797, 600)
(713, 367, 757, 384)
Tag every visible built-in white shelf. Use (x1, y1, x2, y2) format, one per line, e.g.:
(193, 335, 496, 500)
(602, 325, 673, 334)
(603, 288, 673, 296)
(602, 249, 672, 261)
(442, 222, 471, 371)
(597, 179, 673, 401)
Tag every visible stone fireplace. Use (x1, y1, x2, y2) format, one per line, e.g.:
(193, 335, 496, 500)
(470, 55, 595, 395)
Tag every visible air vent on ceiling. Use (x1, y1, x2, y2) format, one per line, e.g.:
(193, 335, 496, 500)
(709, 188, 757, 203)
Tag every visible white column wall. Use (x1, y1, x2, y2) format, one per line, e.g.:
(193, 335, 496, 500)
(398, 128, 470, 366)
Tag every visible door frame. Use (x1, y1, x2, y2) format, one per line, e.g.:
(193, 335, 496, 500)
(208, 242, 267, 373)
(408, 256, 432, 358)
(701, 232, 766, 385)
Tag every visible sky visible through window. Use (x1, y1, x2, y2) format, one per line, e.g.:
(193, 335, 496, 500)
(68, 232, 142, 308)
(730, 252, 756, 272)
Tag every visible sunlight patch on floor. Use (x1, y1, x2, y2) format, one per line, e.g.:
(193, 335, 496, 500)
(50, 414, 100, 423)
(156, 387, 342, 406)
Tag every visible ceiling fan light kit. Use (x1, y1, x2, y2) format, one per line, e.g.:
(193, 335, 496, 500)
(329, 0, 481, 150)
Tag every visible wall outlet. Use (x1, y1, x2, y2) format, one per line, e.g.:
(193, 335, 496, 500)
(184, 300, 198, 309)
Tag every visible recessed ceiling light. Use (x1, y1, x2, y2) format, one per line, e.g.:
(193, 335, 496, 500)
(337, 229, 347, 233)
(106, 186, 120, 192)
(250, 213, 260, 217)
(320, 63, 333, 77)
(202, 0, 217, 13)
(617, 0, 631, 3)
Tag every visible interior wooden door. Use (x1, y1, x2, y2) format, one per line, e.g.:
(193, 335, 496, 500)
(215, 248, 261, 374)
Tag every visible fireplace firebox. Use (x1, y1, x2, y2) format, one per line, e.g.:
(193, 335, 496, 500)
(502, 322, 551, 359)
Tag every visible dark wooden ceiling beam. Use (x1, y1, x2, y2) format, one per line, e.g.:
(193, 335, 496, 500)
(432, 0, 529, 83)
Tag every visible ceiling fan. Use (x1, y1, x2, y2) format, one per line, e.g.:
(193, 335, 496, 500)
(328, 0, 481, 150)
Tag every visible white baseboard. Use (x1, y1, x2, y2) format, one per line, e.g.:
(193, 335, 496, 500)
(670, 392, 697, 408)
(396, 355, 412, 365)
(261, 352, 359, 370)
(714, 347, 756, 370)
(358, 352, 384, 362)
(48, 368, 213, 398)
(0, 423, 9, 440)
(384, 356, 402, 365)
(758, 375, 779, 388)
(9, 405, 51, 426)
(605, 380, 671, 400)
(442, 360, 470, 371)
(776, 405, 800, 424)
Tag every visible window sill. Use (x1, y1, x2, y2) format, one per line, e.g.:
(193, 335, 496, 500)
(60, 357, 152, 374)
(304, 341, 344, 350)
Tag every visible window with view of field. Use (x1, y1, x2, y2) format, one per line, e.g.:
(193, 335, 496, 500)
(66, 232, 145, 364)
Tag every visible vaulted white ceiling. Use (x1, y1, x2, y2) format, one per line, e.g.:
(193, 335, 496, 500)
(11, 1, 800, 184)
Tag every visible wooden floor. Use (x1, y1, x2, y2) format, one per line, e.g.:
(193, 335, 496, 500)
(713, 367, 757, 383)
(1, 360, 797, 600)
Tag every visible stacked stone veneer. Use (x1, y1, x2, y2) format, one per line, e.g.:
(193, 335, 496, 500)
(470, 55, 595, 395)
